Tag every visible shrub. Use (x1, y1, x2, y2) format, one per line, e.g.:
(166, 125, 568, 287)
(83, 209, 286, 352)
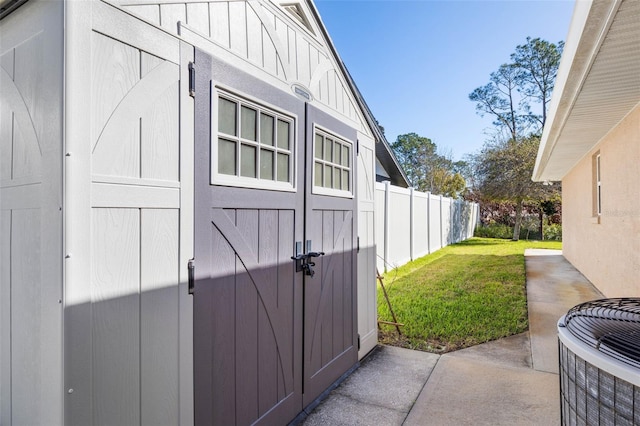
(543, 223, 562, 241)
(474, 224, 512, 239)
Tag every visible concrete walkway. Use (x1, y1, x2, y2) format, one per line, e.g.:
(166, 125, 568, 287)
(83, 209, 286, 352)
(299, 249, 603, 425)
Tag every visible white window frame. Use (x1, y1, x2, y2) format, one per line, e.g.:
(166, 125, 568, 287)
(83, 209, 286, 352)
(312, 126, 354, 198)
(211, 89, 297, 192)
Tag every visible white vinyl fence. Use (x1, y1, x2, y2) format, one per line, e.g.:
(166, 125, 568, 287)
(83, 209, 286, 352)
(375, 181, 480, 272)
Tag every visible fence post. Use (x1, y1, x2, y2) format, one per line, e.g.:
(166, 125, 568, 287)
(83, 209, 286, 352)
(409, 187, 415, 261)
(426, 191, 431, 254)
(383, 180, 390, 272)
(450, 197, 454, 244)
(439, 195, 444, 249)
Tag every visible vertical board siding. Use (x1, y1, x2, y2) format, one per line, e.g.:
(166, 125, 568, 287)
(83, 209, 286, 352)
(357, 136, 377, 358)
(228, 1, 248, 58)
(1, 3, 63, 422)
(246, 6, 263, 67)
(257, 210, 279, 416)
(160, 3, 186, 33)
(10, 209, 42, 425)
(209, 2, 230, 48)
(92, 32, 180, 183)
(376, 182, 479, 271)
(141, 78, 179, 181)
(91, 208, 141, 426)
(234, 209, 260, 425)
(1, 34, 43, 183)
(82, 11, 187, 424)
(186, 3, 210, 37)
(276, 210, 295, 399)
(0, 211, 9, 425)
(91, 33, 140, 178)
(121, 0, 367, 130)
(140, 209, 179, 425)
(209, 222, 237, 424)
(205, 207, 297, 424)
(91, 207, 181, 425)
(307, 209, 353, 372)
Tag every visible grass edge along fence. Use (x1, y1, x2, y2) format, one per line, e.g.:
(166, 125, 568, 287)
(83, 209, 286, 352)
(375, 181, 480, 273)
(377, 237, 563, 353)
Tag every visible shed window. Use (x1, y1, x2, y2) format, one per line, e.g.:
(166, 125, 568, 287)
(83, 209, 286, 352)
(213, 93, 294, 191)
(313, 128, 352, 197)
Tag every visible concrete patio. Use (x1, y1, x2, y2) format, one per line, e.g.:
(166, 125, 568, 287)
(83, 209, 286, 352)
(298, 249, 604, 425)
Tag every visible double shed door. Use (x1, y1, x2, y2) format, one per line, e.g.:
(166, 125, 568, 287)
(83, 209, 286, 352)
(193, 51, 357, 425)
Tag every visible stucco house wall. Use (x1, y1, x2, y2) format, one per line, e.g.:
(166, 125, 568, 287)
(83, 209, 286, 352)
(562, 104, 640, 297)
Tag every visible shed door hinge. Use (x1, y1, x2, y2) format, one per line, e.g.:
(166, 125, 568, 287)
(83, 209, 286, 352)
(357, 334, 361, 350)
(356, 139, 360, 155)
(357, 236, 360, 253)
(188, 62, 195, 98)
(188, 258, 195, 294)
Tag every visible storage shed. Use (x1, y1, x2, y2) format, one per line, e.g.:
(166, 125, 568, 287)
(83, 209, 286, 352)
(0, 0, 407, 424)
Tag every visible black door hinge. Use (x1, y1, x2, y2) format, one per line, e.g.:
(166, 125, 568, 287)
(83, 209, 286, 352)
(357, 334, 361, 350)
(356, 139, 360, 155)
(188, 258, 195, 294)
(188, 62, 195, 98)
(357, 236, 360, 253)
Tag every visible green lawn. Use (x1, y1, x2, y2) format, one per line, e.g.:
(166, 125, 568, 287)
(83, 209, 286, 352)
(377, 237, 562, 353)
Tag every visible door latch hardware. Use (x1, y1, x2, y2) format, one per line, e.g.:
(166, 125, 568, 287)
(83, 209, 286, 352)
(291, 243, 325, 277)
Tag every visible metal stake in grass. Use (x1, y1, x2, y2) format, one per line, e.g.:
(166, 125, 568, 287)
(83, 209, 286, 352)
(377, 268, 404, 335)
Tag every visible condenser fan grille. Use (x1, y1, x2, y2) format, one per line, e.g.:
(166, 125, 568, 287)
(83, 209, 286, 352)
(563, 298, 640, 369)
(559, 298, 640, 426)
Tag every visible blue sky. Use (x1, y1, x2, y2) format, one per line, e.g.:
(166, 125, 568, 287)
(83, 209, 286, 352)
(314, 0, 576, 160)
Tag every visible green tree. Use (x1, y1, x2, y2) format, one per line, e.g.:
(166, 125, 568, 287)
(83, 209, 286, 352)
(391, 133, 466, 198)
(512, 37, 564, 128)
(468, 37, 564, 240)
(469, 64, 531, 142)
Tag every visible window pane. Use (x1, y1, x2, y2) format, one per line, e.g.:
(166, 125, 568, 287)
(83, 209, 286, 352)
(314, 162, 323, 186)
(241, 144, 256, 178)
(334, 141, 341, 164)
(261, 113, 274, 146)
(324, 138, 332, 161)
(342, 170, 349, 191)
(342, 145, 350, 167)
(260, 149, 273, 180)
(324, 164, 332, 188)
(277, 153, 290, 182)
(241, 106, 257, 141)
(277, 119, 290, 149)
(334, 167, 341, 190)
(314, 134, 323, 159)
(218, 98, 237, 136)
(218, 138, 236, 175)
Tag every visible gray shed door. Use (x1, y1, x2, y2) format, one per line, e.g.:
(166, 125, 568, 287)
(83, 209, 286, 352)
(193, 51, 357, 425)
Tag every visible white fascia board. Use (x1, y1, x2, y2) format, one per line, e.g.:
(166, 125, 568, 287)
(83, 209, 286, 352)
(533, 0, 620, 182)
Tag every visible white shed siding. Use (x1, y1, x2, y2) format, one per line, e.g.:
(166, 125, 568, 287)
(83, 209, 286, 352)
(0, 1, 64, 424)
(119, 0, 367, 133)
(63, 2, 194, 423)
(357, 132, 377, 358)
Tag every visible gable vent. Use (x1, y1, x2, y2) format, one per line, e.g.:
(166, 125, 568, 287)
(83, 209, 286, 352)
(282, 3, 315, 35)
